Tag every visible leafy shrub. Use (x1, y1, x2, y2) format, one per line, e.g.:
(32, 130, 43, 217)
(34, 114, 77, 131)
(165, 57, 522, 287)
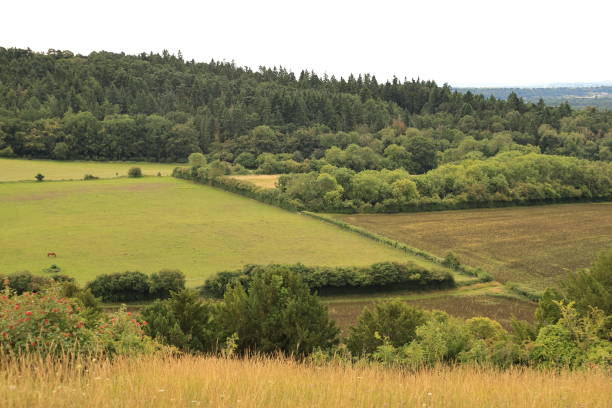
(83, 174, 99, 180)
(141, 289, 220, 352)
(216, 268, 339, 355)
(127, 167, 142, 178)
(43, 264, 62, 274)
(35, 173, 44, 182)
(200, 262, 455, 298)
(188, 152, 206, 167)
(1, 271, 55, 294)
(347, 301, 429, 355)
(442, 252, 460, 269)
(86, 271, 151, 302)
(149, 269, 186, 299)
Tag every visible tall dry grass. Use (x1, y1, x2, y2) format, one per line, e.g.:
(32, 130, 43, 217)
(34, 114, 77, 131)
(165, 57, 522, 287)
(1, 354, 609, 408)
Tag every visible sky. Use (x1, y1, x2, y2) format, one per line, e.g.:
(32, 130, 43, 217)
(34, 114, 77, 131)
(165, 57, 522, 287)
(2, 0, 611, 87)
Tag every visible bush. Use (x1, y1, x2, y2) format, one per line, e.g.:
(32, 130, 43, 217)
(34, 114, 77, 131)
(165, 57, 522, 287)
(0, 271, 54, 294)
(347, 301, 429, 355)
(149, 269, 186, 299)
(35, 173, 44, 182)
(43, 264, 61, 274)
(200, 262, 455, 298)
(128, 167, 142, 178)
(188, 152, 206, 167)
(216, 268, 339, 355)
(86, 271, 151, 302)
(0, 286, 156, 357)
(83, 174, 99, 180)
(141, 289, 220, 353)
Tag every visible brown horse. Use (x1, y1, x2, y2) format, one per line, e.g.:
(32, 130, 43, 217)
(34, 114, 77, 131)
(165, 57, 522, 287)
(47, 252, 57, 257)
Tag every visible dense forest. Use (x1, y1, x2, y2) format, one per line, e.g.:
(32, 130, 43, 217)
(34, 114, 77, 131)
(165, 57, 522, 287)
(0, 47, 611, 167)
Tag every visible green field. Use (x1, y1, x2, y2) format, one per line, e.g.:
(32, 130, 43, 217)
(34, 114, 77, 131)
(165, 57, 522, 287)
(0, 177, 441, 286)
(334, 203, 612, 290)
(0, 158, 179, 181)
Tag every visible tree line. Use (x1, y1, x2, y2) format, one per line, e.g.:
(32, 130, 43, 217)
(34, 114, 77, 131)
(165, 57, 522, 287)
(0, 48, 610, 167)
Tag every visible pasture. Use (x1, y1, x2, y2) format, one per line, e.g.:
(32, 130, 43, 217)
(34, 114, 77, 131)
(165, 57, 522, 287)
(334, 203, 612, 290)
(0, 158, 179, 181)
(0, 177, 430, 286)
(229, 174, 280, 189)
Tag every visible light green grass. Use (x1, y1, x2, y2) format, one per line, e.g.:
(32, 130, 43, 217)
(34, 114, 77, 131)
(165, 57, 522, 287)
(0, 177, 446, 286)
(0, 158, 179, 181)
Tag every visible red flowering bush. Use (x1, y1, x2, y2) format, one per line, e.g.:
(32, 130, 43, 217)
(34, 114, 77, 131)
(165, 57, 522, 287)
(0, 285, 157, 357)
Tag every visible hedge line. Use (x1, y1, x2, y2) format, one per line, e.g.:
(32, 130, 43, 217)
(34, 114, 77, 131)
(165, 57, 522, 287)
(301, 212, 492, 282)
(173, 166, 303, 212)
(86, 269, 186, 302)
(199, 262, 456, 298)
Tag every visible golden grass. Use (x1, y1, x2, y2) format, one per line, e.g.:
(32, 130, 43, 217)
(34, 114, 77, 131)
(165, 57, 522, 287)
(1, 354, 608, 408)
(229, 174, 280, 189)
(334, 203, 612, 290)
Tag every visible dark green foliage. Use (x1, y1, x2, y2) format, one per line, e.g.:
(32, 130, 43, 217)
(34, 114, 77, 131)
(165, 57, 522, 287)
(140, 289, 220, 353)
(149, 269, 186, 299)
(216, 268, 339, 355)
(347, 301, 429, 355)
(34, 173, 44, 181)
(127, 167, 142, 178)
(86, 271, 151, 302)
(83, 174, 99, 180)
(200, 262, 455, 298)
(0, 271, 55, 294)
(86, 269, 186, 302)
(42, 264, 61, 273)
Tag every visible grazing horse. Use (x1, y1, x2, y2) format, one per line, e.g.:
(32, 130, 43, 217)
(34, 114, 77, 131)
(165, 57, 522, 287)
(47, 252, 57, 258)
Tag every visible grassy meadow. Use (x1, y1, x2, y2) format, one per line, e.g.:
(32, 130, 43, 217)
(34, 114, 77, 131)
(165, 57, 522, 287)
(2, 355, 608, 408)
(334, 203, 612, 290)
(0, 158, 179, 181)
(0, 177, 431, 286)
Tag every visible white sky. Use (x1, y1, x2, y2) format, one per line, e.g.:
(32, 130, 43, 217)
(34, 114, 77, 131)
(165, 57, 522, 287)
(2, 0, 611, 87)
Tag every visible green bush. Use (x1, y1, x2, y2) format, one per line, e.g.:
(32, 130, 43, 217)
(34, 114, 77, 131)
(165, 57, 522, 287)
(35, 173, 44, 182)
(127, 167, 143, 178)
(216, 268, 339, 356)
(149, 269, 186, 299)
(86, 271, 151, 302)
(140, 289, 220, 353)
(347, 300, 429, 355)
(83, 174, 99, 180)
(0, 271, 58, 294)
(200, 262, 455, 298)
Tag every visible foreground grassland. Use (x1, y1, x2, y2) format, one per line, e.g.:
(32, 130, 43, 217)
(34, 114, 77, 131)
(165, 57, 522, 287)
(335, 203, 612, 290)
(0, 158, 179, 181)
(2, 355, 608, 408)
(229, 174, 280, 189)
(0, 177, 424, 286)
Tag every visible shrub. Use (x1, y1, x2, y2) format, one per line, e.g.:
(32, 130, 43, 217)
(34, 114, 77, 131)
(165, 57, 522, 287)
(415, 314, 473, 363)
(149, 269, 186, 299)
(347, 301, 429, 355)
(127, 167, 142, 178)
(43, 264, 62, 274)
(216, 268, 339, 355)
(141, 289, 220, 353)
(35, 173, 44, 182)
(1, 271, 53, 294)
(200, 262, 455, 298)
(86, 271, 151, 302)
(83, 174, 99, 180)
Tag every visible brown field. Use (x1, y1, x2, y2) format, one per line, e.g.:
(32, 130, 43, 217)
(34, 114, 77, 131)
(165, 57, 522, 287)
(326, 284, 537, 333)
(2, 354, 608, 408)
(229, 174, 280, 189)
(334, 203, 612, 290)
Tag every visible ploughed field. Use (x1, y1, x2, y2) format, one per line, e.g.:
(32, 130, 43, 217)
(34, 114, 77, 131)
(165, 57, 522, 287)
(0, 177, 429, 286)
(333, 203, 612, 291)
(0, 158, 179, 181)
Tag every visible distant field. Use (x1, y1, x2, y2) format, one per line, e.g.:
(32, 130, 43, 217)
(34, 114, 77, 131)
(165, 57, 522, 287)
(334, 203, 612, 290)
(0, 158, 179, 181)
(229, 174, 280, 189)
(0, 177, 431, 286)
(328, 284, 537, 332)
